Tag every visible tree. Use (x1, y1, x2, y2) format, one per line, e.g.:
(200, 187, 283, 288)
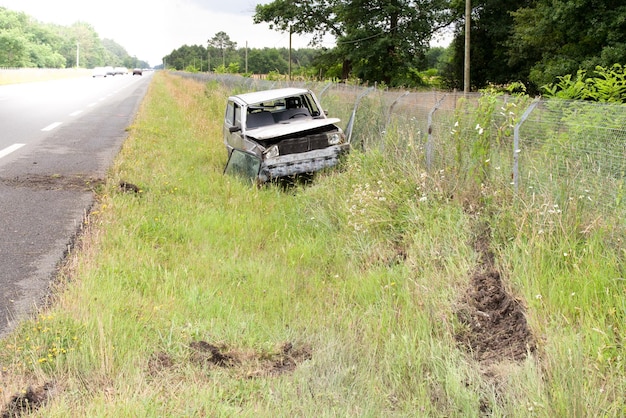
(509, 0, 626, 88)
(244, 47, 289, 74)
(208, 31, 237, 67)
(0, 30, 28, 66)
(0, 6, 148, 68)
(254, 0, 454, 86)
(444, 0, 532, 91)
(0, 8, 32, 66)
(443, 0, 626, 92)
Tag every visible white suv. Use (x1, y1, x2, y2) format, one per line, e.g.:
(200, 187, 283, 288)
(223, 88, 349, 183)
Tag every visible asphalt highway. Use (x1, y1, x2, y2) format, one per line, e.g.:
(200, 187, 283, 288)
(0, 71, 152, 337)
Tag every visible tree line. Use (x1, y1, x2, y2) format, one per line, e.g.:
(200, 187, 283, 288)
(164, 30, 447, 85)
(5, 0, 625, 94)
(166, 0, 626, 94)
(163, 31, 322, 77)
(0, 7, 148, 69)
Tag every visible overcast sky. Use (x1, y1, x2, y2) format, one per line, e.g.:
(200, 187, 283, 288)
(0, 0, 329, 67)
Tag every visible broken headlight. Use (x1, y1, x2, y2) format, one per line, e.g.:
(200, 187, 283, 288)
(328, 132, 344, 145)
(264, 145, 280, 158)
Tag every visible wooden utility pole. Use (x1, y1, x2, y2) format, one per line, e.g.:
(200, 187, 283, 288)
(288, 26, 292, 81)
(464, 0, 471, 93)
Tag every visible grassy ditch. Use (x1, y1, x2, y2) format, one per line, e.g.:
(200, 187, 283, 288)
(0, 72, 624, 416)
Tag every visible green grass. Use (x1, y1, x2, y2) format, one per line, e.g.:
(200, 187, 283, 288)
(0, 72, 624, 417)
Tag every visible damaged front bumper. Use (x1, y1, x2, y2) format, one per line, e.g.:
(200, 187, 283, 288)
(259, 144, 350, 182)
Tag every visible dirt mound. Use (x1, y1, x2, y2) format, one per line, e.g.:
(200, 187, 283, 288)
(1, 382, 54, 418)
(456, 268, 536, 363)
(455, 222, 536, 364)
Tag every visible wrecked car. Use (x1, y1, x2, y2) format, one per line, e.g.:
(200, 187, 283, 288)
(223, 87, 350, 183)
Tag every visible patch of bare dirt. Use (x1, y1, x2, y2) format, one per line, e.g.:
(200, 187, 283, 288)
(0, 174, 104, 191)
(256, 341, 313, 377)
(0, 382, 55, 418)
(147, 340, 312, 380)
(189, 341, 237, 367)
(455, 222, 536, 364)
(187, 340, 312, 378)
(147, 351, 175, 376)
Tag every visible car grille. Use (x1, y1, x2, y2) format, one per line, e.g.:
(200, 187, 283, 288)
(277, 133, 330, 155)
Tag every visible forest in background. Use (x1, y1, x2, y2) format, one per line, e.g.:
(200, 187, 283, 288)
(3, 0, 626, 94)
(0, 7, 149, 70)
(165, 0, 626, 93)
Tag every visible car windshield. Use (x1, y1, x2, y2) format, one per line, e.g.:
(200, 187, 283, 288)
(249, 93, 321, 117)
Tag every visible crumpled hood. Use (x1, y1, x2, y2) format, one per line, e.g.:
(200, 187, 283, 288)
(245, 118, 341, 140)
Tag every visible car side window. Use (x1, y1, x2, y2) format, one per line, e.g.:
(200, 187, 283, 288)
(225, 101, 235, 125)
(234, 105, 241, 128)
(225, 101, 242, 130)
(302, 94, 321, 117)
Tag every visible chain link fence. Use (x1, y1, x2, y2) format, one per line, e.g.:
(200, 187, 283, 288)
(175, 72, 626, 217)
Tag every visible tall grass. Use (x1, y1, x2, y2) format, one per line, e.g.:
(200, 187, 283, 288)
(0, 72, 623, 417)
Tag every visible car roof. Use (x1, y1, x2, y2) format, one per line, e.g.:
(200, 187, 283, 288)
(230, 88, 311, 105)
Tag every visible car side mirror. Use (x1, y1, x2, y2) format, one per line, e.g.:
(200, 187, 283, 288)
(229, 125, 241, 133)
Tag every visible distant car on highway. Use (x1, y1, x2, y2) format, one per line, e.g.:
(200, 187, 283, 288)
(114, 67, 128, 75)
(92, 67, 108, 77)
(132, 68, 143, 76)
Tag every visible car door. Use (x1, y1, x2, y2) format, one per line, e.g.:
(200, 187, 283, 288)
(223, 99, 244, 156)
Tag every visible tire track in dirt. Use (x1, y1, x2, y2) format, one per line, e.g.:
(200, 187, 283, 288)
(454, 218, 537, 412)
(455, 220, 536, 363)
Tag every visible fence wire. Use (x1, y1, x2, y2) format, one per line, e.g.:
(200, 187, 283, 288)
(175, 72, 626, 217)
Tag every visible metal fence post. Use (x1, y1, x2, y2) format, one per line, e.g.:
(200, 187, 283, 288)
(345, 87, 374, 146)
(513, 98, 540, 192)
(381, 91, 410, 152)
(426, 94, 448, 171)
(318, 82, 334, 99)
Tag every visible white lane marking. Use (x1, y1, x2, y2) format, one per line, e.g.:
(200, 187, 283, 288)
(0, 143, 26, 159)
(41, 122, 62, 131)
(69, 110, 83, 116)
